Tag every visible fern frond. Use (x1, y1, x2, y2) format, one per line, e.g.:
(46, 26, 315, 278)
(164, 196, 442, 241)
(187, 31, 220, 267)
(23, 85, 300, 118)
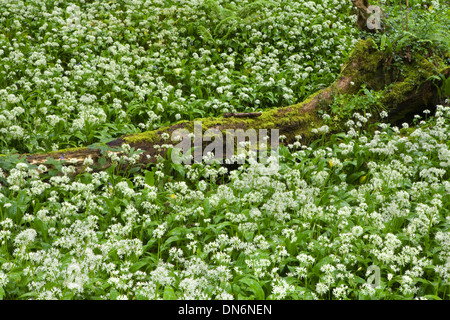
(197, 25, 214, 44)
(202, 0, 234, 21)
(214, 15, 239, 39)
(237, 0, 275, 19)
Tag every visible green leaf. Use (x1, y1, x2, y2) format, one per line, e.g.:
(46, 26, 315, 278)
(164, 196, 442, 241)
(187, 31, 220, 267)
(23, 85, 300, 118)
(17, 292, 38, 300)
(347, 171, 366, 184)
(395, 34, 412, 52)
(353, 275, 367, 285)
(380, 34, 386, 51)
(110, 289, 120, 300)
(443, 77, 450, 97)
(98, 156, 107, 167)
(130, 261, 148, 273)
(143, 238, 158, 250)
(145, 170, 155, 186)
(167, 226, 187, 237)
(312, 256, 335, 274)
(34, 218, 48, 242)
(338, 173, 347, 182)
(238, 277, 265, 300)
(62, 291, 74, 300)
(163, 286, 177, 300)
(162, 235, 182, 250)
(237, 293, 252, 300)
(171, 163, 185, 177)
(423, 295, 442, 300)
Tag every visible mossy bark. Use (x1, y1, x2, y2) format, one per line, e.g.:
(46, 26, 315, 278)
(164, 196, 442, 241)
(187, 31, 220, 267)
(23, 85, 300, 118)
(25, 39, 449, 174)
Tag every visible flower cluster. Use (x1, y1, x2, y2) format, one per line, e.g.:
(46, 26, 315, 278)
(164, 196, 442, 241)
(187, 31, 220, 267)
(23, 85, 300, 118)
(0, 0, 358, 153)
(0, 105, 449, 299)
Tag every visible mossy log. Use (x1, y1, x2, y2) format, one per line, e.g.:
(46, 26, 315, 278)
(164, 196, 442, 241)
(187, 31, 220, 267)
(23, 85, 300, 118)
(25, 39, 449, 174)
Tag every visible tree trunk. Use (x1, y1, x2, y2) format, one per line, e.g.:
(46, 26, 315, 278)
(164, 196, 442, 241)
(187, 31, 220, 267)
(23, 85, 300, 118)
(25, 38, 449, 175)
(351, 0, 384, 33)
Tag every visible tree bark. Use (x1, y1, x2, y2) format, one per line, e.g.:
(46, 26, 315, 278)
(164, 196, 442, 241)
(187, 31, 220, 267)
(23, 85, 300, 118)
(24, 39, 449, 175)
(351, 0, 384, 33)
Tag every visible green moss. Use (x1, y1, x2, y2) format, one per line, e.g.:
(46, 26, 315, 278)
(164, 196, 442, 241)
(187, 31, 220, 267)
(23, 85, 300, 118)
(201, 117, 241, 131)
(382, 55, 438, 108)
(119, 76, 329, 149)
(341, 39, 384, 81)
(117, 39, 448, 149)
(48, 146, 87, 154)
(383, 82, 414, 106)
(399, 127, 416, 135)
(123, 130, 161, 144)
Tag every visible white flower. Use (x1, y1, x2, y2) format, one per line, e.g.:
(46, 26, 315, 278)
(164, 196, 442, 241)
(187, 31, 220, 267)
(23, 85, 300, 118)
(271, 277, 295, 299)
(315, 282, 329, 295)
(153, 222, 168, 239)
(351, 226, 363, 237)
(0, 271, 8, 287)
(380, 111, 388, 118)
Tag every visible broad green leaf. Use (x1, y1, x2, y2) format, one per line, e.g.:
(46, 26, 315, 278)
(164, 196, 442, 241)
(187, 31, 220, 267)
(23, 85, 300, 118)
(130, 261, 148, 273)
(163, 286, 177, 300)
(18, 292, 38, 300)
(423, 295, 442, 300)
(110, 289, 120, 300)
(145, 170, 155, 186)
(238, 277, 265, 300)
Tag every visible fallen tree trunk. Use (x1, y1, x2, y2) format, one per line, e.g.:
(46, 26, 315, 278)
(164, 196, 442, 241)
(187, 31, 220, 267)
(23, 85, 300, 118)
(25, 38, 449, 174)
